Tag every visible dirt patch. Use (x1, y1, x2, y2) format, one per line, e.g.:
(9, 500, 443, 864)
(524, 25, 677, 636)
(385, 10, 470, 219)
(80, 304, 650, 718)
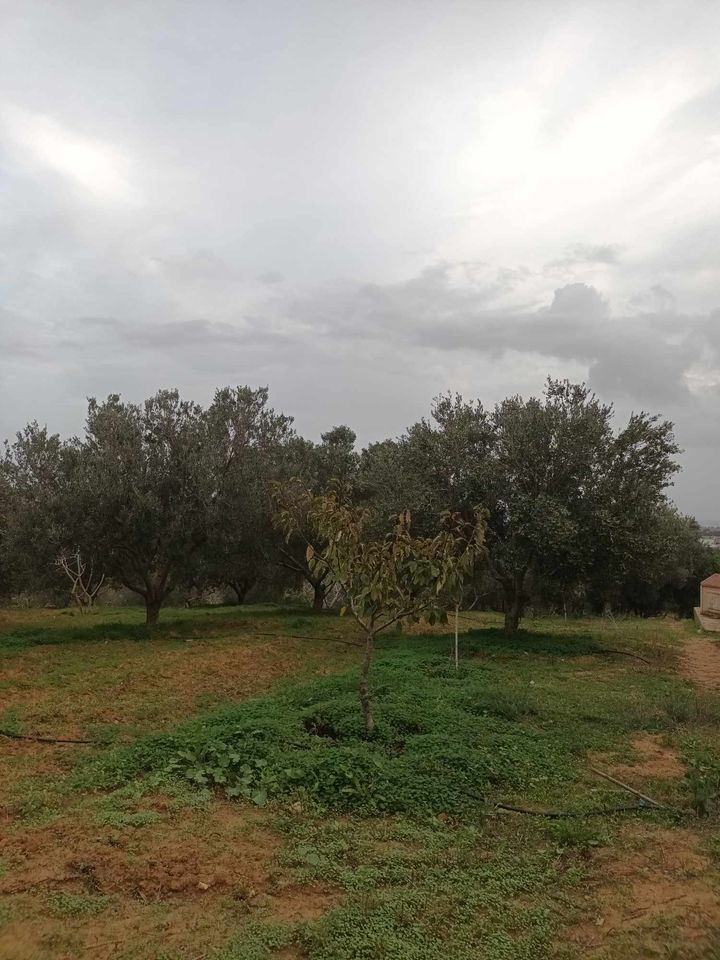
(591, 734, 686, 781)
(680, 636, 720, 689)
(0, 799, 339, 959)
(0, 633, 319, 730)
(0, 801, 276, 900)
(0, 623, 355, 814)
(0, 895, 237, 960)
(567, 825, 720, 953)
(265, 886, 339, 922)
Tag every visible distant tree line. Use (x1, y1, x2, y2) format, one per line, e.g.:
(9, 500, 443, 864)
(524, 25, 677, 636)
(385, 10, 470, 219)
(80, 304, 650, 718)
(0, 380, 714, 629)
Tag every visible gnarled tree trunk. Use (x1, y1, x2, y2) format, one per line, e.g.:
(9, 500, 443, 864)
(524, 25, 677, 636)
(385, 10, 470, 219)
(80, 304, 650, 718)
(502, 572, 526, 633)
(144, 569, 169, 628)
(145, 595, 162, 626)
(229, 577, 255, 605)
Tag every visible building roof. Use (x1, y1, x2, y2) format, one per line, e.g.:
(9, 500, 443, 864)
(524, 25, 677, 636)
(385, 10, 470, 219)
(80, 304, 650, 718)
(701, 574, 720, 589)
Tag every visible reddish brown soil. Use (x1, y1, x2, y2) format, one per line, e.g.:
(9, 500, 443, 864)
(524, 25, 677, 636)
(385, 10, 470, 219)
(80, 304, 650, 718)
(0, 624, 356, 816)
(0, 619, 352, 960)
(568, 825, 719, 954)
(591, 734, 686, 782)
(0, 800, 340, 960)
(0, 632, 350, 733)
(681, 636, 720, 689)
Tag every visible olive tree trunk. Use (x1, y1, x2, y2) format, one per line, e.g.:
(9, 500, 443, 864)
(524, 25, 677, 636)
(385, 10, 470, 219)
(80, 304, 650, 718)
(503, 573, 526, 633)
(142, 569, 170, 628)
(229, 577, 255, 605)
(145, 595, 162, 626)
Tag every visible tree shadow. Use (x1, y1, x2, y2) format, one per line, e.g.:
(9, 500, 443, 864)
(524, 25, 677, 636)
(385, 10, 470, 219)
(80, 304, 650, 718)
(0, 603, 330, 652)
(380, 626, 623, 659)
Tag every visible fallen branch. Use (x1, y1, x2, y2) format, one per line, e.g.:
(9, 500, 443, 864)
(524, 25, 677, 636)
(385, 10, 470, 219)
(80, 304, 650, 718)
(588, 766, 666, 808)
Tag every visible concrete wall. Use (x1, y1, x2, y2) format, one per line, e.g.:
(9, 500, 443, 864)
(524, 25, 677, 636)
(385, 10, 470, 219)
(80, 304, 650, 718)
(700, 585, 720, 617)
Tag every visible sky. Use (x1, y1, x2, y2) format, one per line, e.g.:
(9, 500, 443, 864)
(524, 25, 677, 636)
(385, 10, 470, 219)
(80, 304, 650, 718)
(1, 0, 719, 521)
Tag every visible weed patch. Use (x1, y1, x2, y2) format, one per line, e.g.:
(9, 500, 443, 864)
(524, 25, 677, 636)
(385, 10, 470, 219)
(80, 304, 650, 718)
(77, 631, 702, 817)
(45, 892, 112, 919)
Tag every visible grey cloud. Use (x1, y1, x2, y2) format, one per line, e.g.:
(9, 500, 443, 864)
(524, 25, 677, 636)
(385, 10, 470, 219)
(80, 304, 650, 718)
(271, 273, 716, 410)
(71, 315, 298, 352)
(2, 0, 720, 521)
(546, 244, 622, 271)
(628, 285, 677, 314)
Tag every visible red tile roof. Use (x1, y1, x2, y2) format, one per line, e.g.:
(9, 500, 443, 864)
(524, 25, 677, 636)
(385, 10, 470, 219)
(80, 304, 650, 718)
(702, 574, 720, 589)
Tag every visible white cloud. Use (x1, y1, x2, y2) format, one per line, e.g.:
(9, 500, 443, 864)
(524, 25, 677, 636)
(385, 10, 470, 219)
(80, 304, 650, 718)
(1, 104, 136, 203)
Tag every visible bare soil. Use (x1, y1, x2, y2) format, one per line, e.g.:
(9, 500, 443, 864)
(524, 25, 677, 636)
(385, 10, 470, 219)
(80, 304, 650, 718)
(0, 799, 340, 960)
(568, 825, 720, 955)
(680, 635, 720, 689)
(590, 734, 686, 782)
(0, 614, 353, 959)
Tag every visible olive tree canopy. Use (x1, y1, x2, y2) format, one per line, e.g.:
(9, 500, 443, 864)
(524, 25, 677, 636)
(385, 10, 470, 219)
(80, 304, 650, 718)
(360, 380, 681, 631)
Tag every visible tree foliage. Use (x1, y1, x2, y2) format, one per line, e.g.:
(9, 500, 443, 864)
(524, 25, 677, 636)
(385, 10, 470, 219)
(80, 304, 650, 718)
(0, 378, 706, 634)
(274, 427, 359, 609)
(275, 483, 484, 731)
(360, 380, 682, 630)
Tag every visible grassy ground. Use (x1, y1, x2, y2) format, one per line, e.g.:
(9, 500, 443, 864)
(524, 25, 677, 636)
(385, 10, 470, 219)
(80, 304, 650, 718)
(1, 605, 719, 959)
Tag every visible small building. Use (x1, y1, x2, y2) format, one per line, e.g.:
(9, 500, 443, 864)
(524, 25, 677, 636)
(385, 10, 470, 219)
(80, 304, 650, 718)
(701, 574, 720, 619)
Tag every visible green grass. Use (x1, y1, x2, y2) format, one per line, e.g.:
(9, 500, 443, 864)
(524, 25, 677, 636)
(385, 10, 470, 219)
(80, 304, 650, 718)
(0, 602, 342, 657)
(3, 606, 720, 959)
(78, 628, 714, 818)
(45, 891, 112, 919)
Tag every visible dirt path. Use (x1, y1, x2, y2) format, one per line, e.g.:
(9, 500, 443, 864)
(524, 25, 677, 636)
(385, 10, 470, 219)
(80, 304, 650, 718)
(680, 635, 720, 689)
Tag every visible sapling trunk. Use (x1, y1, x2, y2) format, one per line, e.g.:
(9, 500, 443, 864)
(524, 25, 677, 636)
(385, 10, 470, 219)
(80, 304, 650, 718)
(358, 632, 375, 735)
(312, 582, 326, 610)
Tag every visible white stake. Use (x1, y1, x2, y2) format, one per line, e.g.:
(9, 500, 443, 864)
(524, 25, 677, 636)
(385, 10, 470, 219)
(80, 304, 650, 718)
(454, 602, 459, 670)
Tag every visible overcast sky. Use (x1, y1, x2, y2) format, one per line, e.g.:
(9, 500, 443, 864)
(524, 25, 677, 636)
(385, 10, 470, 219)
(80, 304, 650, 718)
(1, 0, 719, 521)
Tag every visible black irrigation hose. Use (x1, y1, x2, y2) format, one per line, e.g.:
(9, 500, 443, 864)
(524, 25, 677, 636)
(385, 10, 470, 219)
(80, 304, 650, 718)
(250, 632, 362, 647)
(592, 648, 651, 665)
(494, 802, 661, 819)
(0, 729, 105, 745)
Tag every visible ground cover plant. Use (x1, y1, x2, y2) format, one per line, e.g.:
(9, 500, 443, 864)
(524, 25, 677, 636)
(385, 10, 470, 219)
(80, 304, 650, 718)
(1, 605, 720, 959)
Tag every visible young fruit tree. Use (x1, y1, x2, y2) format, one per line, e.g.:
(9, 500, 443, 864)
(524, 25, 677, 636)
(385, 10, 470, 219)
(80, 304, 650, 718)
(274, 483, 484, 734)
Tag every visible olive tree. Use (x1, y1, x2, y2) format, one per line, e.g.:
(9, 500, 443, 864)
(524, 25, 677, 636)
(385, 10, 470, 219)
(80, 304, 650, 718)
(1, 423, 74, 599)
(66, 391, 211, 624)
(199, 386, 294, 603)
(67, 386, 290, 625)
(274, 427, 359, 609)
(360, 380, 681, 631)
(275, 484, 483, 733)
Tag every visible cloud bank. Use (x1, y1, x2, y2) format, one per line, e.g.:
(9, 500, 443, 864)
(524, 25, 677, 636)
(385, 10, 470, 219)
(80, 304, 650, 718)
(1, 1, 719, 520)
